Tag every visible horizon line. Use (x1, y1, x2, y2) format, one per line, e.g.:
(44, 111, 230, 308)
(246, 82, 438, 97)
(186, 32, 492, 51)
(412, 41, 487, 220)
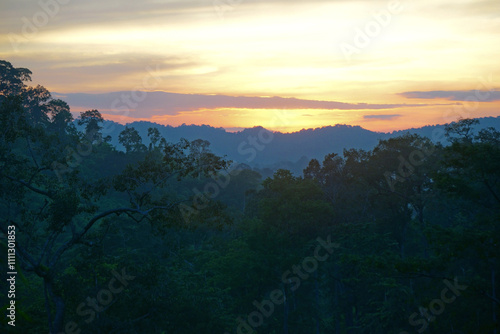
(78, 116, 498, 135)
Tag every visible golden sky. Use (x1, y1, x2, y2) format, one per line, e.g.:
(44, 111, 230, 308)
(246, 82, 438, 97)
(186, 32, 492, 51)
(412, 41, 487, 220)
(1, 0, 499, 132)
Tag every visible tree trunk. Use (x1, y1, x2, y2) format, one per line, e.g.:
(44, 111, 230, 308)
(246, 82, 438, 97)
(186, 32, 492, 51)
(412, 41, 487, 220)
(44, 277, 65, 334)
(400, 220, 407, 259)
(283, 286, 289, 334)
(492, 266, 497, 334)
(314, 270, 320, 334)
(416, 203, 432, 259)
(333, 262, 341, 334)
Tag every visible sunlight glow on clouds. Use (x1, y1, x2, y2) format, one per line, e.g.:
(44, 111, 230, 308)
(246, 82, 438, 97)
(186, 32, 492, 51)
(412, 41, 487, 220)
(0, 0, 499, 132)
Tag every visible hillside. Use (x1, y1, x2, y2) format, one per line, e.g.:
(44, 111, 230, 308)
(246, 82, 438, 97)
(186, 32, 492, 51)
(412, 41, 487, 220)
(86, 116, 500, 174)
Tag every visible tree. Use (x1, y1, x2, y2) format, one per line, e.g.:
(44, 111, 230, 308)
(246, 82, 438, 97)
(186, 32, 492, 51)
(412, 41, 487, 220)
(304, 153, 347, 212)
(440, 118, 500, 207)
(118, 126, 146, 153)
(0, 62, 231, 334)
(0, 60, 32, 97)
(78, 109, 104, 144)
(352, 134, 440, 258)
(434, 118, 500, 330)
(46, 99, 74, 134)
(22, 84, 51, 125)
(147, 127, 161, 151)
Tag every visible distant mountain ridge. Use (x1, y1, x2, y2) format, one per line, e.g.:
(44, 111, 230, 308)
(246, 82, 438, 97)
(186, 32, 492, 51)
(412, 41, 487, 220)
(86, 116, 500, 175)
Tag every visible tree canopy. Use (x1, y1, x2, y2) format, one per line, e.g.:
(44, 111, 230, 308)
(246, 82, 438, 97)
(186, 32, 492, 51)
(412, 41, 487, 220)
(1, 60, 498, 334)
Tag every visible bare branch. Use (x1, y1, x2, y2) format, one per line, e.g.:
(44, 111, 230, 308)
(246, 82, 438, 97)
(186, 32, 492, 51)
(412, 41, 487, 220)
(2, 174, 54, 199)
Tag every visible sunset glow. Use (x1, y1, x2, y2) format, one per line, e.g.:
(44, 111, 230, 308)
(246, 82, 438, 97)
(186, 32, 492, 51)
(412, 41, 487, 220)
(1, 0, 499, 132)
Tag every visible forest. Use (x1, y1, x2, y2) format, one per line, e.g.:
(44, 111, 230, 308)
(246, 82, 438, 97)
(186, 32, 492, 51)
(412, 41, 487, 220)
(1, 59, 499, 333)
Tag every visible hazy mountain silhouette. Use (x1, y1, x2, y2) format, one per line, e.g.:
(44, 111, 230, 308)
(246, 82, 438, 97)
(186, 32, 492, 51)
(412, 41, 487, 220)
(91, 116, 500, 174)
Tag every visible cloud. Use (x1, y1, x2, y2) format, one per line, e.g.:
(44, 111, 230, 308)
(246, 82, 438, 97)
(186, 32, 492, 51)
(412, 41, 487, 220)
(58, 91, 435, 118)
(363, 114, 401, 120)
(399, 90, 500, 102)
(8, 52, 201, 92)
(0, 0, 215, 34)
(0, 0, 337, 35)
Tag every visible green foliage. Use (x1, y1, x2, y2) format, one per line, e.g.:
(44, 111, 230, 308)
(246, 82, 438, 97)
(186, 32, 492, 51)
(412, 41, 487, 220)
(119, 126, 146, 153)
(1, 60, 499, 334)
(48, 188, 80, 231)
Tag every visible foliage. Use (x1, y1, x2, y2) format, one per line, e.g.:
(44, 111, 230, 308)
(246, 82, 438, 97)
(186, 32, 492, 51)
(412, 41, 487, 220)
(1, 60, 498, 334)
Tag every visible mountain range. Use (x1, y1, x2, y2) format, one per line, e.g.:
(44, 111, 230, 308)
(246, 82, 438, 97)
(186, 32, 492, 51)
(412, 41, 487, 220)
(88, 116, 500, 175)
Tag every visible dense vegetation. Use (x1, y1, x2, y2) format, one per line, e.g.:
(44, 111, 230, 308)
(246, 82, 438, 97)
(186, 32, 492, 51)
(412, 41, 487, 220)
(1, 60, 499, 333)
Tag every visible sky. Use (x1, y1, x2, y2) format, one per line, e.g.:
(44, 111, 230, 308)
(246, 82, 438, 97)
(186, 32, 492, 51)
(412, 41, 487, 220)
(0, 0, 499, 133)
